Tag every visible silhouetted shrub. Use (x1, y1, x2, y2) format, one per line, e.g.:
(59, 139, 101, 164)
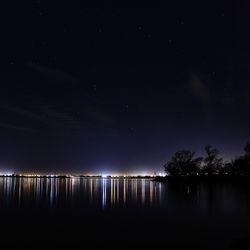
(202, 145, 223, 175)
(164, 142, 250, 177)
(164, 150, 202, 176)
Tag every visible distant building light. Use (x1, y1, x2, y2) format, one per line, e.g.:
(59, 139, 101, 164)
(158, 172, 166, 177)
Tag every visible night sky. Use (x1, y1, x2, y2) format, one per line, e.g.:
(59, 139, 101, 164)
(1, 1, 250, 174)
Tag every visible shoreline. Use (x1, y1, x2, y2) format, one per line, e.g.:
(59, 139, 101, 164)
(154, 175, 250, 183)
(0, 175, 155, 179)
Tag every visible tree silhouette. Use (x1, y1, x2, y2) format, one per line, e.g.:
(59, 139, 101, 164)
(220, 157, 246, 176)
(243, 143, 250, 175)
(164, 150, 203, 176)
(162, 142, 250, 178)
(202, 145, 223, 175)
(219, 161, 233, 175)
(227, 143, 250, 176)
(244, 142, 250, 156)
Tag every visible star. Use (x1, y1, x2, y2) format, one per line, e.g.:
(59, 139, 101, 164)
(137, 25, 143, 31)
(123, 104, 129, 111)
(39, 11, 46, 16)
(177, 19, 184, 25)
(93, 84, 97, 91)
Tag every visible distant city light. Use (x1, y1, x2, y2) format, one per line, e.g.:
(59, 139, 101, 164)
(0, 169, 14, 176)
(158, 172, 166, 177)
(0, 170, 167, 178)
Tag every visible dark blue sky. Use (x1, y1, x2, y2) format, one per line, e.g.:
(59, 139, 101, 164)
(0, 1, 250, 173)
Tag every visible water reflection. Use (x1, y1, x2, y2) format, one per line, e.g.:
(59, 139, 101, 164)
(0, 177, 162, 208)
(0, 177, 250, 216)
(0, 177, 249, 248)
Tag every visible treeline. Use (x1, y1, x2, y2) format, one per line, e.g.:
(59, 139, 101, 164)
(164, 143, 250, 176)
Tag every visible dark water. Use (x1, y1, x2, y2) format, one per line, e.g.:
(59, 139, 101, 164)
(0, 177, 250, 249)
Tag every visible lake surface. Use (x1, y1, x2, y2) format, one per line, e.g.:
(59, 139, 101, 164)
(0, 177, 250, 249)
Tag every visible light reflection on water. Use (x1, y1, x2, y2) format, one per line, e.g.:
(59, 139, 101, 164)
(0, 177, 250, 248)
(0, 177, 162, 208)
(0, 177, 249, 217)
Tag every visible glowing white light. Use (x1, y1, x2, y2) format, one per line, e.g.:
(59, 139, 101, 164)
(102, 174, 107, 178)
(158, 172, 166, 177)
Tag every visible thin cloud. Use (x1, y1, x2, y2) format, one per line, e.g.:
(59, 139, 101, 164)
(0, 121, 36, 132)
(84, 106, 116, 126)
(189, 72, 212, 123)
(0, 103, 116, 135)
(27, 62, 80, 85)
(190, 73, 210, 102)
(1, 105, 49, 124)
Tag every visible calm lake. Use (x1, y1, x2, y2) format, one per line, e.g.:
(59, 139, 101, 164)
(0, 177, 250, 249)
